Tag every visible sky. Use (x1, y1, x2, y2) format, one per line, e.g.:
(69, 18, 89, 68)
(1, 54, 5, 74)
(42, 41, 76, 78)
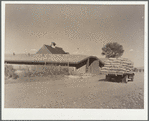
(5, 4, 144, 67)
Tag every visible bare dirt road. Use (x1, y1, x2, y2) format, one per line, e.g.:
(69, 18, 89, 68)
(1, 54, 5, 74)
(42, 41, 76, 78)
(4, 73, 144, 109)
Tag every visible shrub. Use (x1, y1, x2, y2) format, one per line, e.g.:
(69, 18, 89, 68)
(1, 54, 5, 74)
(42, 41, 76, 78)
(5, 64, 80, 79)
(5, 65, 18, 79)
(27, 65, 69, 77)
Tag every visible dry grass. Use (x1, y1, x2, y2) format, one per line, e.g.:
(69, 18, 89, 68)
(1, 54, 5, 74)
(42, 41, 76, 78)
(5, 65, 18, 79)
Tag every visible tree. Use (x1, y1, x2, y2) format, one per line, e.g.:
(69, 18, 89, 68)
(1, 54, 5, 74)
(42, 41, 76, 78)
(101, 42, 124, 58)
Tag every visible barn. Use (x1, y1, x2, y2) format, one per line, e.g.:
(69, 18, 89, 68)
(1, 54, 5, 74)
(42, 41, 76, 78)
(36, 43, 68, 54)
(5, 54, 104, 74)
(5, 42, 105, 74)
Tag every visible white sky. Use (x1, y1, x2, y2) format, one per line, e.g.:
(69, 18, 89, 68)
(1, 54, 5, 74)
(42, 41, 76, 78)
(5, 4, 145, 67)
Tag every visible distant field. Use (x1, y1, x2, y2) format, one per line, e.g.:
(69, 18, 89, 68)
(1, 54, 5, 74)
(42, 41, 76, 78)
(4, 72, 144, 109)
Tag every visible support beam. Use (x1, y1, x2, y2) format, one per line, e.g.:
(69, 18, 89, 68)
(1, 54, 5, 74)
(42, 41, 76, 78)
(68, 62, 70, 74)
(86, 58, 89, 73)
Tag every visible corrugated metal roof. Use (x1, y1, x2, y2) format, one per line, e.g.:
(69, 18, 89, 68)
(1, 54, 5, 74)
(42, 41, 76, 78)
(5, 54, 104, 65)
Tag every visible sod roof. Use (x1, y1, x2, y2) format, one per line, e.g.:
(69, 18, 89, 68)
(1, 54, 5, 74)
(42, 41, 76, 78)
(5, 54, 105, 65)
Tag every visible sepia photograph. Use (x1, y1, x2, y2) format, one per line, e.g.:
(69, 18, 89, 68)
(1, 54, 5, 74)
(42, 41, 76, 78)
(2, 1, 148, 120)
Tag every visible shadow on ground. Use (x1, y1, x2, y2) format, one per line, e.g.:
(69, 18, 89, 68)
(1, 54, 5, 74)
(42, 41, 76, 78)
(98, 78, 122, 83)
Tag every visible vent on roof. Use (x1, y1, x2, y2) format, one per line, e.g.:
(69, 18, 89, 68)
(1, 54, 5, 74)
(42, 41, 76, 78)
(51, 42, 56, 48)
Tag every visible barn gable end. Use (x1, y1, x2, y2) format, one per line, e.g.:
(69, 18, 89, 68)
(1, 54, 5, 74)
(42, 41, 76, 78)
(36, 44, 67, 54)
(36, 45, 51, 54)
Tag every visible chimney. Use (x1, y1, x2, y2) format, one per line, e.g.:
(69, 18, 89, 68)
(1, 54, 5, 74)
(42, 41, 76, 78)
(51, 42, 56, 48)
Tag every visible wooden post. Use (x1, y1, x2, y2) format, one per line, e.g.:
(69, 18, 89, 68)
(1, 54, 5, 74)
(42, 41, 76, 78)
(74, 67, 76, 72)
(68, 62, 70, 74)
(58, 65, 60, 72)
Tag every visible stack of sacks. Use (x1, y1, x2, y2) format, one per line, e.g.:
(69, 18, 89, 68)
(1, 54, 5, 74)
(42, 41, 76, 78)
(101, 58, 133, 74)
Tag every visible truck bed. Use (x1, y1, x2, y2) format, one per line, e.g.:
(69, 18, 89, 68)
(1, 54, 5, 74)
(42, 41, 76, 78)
(102, 71, 134, 76)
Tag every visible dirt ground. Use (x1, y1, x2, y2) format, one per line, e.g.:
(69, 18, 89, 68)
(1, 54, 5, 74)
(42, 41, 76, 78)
(4, 73, 144, 109)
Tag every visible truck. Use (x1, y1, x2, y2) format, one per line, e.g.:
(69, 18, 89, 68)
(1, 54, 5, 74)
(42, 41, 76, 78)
(105, 72, 135, 83)
(101, 58, 135, 83)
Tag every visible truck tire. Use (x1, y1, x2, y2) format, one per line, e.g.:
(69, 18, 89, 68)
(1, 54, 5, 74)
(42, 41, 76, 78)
(130, 74, 134, 81)
(131, 75, 134, 81)
(122, 75, 128, 83)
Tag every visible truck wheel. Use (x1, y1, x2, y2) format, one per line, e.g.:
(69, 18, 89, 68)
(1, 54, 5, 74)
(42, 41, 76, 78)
(106, 75, 111, 81)
(122, 75, 128, 83)
(130, 74, 134, 81)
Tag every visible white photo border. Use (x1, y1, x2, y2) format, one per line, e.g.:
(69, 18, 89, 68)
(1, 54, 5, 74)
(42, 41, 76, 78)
(2, 1, 148, 120)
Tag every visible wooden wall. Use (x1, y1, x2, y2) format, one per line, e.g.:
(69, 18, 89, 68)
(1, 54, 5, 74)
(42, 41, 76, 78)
(88, 60, 101, 74)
